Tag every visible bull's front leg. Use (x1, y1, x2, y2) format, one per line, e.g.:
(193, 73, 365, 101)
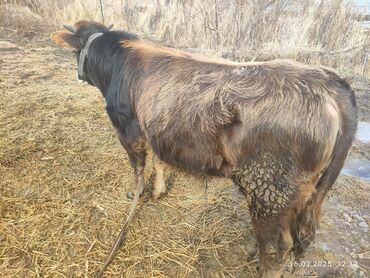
(118, 135, 146, 199)
(152, 155, 167, 200)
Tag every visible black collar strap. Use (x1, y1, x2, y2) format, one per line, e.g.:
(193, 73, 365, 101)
(78, 32, 104, 80)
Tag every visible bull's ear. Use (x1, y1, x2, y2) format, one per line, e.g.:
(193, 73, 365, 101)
(51, 31, 81, 49)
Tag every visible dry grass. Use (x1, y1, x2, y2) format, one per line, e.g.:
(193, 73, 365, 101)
(1, 0, 369, 75)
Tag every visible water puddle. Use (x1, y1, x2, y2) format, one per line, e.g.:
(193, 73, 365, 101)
(355, 121, 370, 143)
(342, 159, 370, 181)
(312, 202, 370, 278)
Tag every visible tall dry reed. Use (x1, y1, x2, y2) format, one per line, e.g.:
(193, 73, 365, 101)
(1, 0, 369, 74)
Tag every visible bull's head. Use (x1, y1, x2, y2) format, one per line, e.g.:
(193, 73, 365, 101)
(52, 20, 113, 82)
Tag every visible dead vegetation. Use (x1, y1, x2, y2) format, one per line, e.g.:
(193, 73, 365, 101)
(1, 0, 369, 75)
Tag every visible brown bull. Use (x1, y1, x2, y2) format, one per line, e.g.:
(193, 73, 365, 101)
(52, 21, 358, 277)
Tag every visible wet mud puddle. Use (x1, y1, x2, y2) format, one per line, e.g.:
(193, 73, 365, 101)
(312, 202, 370, 278)
(356, 122, 370, 144)
(342, 159, 370, 182)
(341, 122, 370, 181)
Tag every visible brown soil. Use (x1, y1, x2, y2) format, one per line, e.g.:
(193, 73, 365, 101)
(0, 30, 369, 278)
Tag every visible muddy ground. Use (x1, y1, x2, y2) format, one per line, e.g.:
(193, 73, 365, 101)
(0, 30, 369, 277)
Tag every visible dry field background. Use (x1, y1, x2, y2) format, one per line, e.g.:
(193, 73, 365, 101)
(1, 0, 370, 277)
(1, 0, 370, 73)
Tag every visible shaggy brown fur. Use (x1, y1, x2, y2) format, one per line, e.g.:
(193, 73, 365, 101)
(52, 21, 358, 278)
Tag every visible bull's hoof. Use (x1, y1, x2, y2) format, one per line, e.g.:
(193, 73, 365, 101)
(152, 188, 168, 201)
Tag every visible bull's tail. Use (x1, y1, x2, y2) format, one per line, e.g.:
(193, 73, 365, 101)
(292, 73, 357, 258)
(313, 73, 358, 219)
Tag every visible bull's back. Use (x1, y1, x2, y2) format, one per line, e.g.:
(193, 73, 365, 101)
(134, 59, 347, 177)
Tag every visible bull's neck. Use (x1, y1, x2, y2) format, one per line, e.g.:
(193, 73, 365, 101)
(85, 34, 138, 98)
(85, 45, 119, 95)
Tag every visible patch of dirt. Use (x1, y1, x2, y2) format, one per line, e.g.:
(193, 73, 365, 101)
(0, 30, 369, 277)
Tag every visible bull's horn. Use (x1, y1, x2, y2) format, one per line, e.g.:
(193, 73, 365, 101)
(106, 24, 113, 31)
(63, 24, 77, 33)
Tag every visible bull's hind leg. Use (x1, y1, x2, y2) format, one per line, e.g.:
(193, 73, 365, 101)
(152, 155, 167, 200)
(233, 160, 294, 277)
(233, 158, 316, 278)
(253, 217, 293, 278)
(292, 187, 323, 261)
